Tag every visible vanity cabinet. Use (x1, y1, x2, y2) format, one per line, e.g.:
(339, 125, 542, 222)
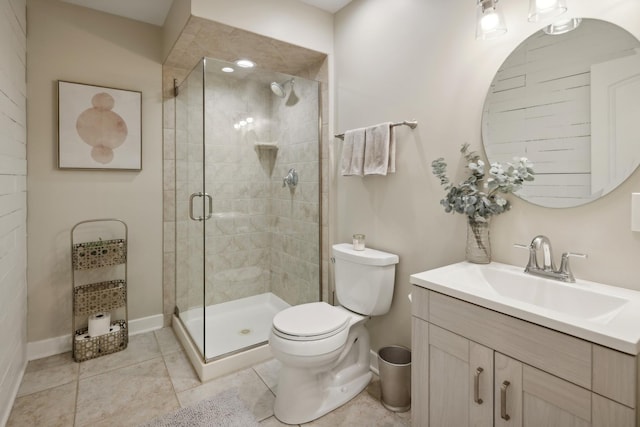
(411, 286, 638, 427)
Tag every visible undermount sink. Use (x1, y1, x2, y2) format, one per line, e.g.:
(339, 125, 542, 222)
(410, 261, 640, 353)
(480, 266, 628, 323)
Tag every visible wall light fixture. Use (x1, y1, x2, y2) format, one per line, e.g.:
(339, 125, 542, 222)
(528, 0, 567, 22)
(543, 17, 581, 35)
(476, 0, 508, 40)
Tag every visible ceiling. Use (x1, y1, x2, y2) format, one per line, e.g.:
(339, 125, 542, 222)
(61, 0, 353, 26)
(297, 0, 353, 13)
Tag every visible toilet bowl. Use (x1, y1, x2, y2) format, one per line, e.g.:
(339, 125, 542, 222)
(269, 244, 399, 425)
(269, 303, 371, 424)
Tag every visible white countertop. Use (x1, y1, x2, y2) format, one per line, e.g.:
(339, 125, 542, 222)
(410, 261, 640, 354)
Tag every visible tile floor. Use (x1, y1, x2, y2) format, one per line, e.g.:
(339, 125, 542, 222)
(7, 328, 411, 426)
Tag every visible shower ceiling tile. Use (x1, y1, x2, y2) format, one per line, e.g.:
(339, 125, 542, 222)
(165, 17, 326, 81)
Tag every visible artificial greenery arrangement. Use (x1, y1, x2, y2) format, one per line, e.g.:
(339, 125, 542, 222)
(431, 144, 534, 263)
(431, 144, 534, 224)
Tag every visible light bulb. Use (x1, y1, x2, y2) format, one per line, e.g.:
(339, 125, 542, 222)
(235, 59, 255, 68)
(476, 0, 507, 40)
(481, 11, 500, 31)
(536, 0, 558, 10)
(246, 117, 254, 123)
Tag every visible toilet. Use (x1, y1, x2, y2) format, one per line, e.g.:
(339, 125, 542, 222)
(269, 243, 399, 424)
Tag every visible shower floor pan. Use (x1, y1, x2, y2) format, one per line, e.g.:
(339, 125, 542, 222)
(174, 292, 289, 381)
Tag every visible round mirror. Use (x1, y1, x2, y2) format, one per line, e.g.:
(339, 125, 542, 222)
(482, 19, 640, 208)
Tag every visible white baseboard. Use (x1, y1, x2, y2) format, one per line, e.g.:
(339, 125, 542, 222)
(26, 314, 164, 361)
(0, 355, 27, 427)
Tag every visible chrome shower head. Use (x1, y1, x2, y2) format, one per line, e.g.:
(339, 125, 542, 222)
(270, 78, 294, 98)
(270, 81, 286, 98)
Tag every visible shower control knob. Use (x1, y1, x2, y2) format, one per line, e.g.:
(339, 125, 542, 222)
(283, 168, 298, 189)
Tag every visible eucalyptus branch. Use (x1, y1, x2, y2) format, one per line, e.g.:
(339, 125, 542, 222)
(431, 145, 535, 223)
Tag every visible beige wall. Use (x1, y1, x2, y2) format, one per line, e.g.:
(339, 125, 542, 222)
(162, 0, 334, 69)
(27, 0, 163, 342)
(334, 0, 640, 352)
(161, 0, 191, 62)
(0, 0, 27, 422)
(191, 0, 333, 54)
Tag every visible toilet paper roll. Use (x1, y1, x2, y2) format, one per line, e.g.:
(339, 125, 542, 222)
(88, 312, 111, 337)
(108, 324, 121, 334)
(75, 333, 91, 341)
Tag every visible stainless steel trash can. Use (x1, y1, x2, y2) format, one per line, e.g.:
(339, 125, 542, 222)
(378, 345, 411, 412)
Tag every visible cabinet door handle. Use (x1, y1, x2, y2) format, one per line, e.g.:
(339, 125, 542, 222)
(473, 367, 484, 404)
(500, 380, 511, 421)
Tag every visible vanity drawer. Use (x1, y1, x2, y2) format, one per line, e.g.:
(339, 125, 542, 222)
(428, 290, 592, 389)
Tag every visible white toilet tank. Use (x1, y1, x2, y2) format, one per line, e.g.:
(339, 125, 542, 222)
(332, 243, 399, 316)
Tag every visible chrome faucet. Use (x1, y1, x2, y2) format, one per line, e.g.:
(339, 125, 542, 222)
(514, 235, 586, 283)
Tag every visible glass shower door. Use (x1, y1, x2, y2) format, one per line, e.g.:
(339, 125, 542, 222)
(175, 59, 208, 360)
(175, 56, 321, 363)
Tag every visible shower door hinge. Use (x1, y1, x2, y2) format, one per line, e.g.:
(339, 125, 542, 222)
(173, 78, 179, 97)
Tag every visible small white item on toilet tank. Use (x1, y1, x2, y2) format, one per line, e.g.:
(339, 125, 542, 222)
(632, 193, 640, 232)
(352, 234, 365, 251)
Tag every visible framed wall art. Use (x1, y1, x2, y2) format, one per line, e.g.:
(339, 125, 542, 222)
(58, 80, 142, 170)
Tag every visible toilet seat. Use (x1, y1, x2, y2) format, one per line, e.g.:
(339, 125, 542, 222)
(272, 302, 350, 341)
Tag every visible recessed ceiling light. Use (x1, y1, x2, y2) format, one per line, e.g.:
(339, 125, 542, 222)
(221, 67, 234, 73)
(235, 59, 255, 68)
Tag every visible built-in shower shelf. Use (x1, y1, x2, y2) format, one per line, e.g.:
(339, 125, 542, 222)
(254, 142, 279, 151)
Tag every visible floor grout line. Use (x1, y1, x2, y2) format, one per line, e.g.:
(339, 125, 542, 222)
(9, 328, 411, 427)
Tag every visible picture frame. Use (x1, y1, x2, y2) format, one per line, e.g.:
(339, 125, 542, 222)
(58, 80, 142, 170)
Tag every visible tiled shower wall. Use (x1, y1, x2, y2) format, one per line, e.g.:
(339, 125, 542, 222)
(175, 61, 320, 311)
(174, 62, 204, 314)
(203, 73, 274, 306)
(269, 79, 321, 306)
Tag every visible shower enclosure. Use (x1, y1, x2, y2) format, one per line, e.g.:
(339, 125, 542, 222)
(173, 57, 321, 368)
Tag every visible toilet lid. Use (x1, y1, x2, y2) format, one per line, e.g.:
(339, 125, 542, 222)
(273, 302, 350, 340)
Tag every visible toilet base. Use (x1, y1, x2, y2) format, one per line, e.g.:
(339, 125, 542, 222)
(273, 324, 372, 425)
(274, 368, 372, 425)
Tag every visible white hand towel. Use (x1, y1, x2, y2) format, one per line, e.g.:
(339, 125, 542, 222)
(364, 122, 395, 175)
(340, 128, 366, 176)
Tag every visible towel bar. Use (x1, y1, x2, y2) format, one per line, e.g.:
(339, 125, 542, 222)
(334, 120, 418, 140)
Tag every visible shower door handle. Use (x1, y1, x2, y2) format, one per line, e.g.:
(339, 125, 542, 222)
(203, 193, 213, 220)
(189, 192, 213, 221)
